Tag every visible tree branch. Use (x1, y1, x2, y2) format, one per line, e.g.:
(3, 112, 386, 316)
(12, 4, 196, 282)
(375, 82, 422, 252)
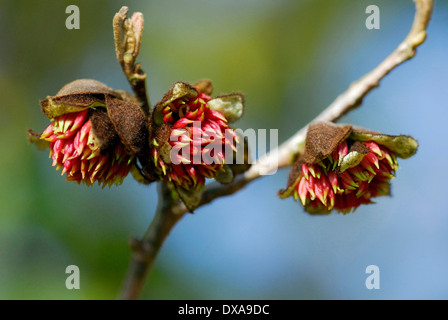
(118, 183, 184, 300)
(118, 0, 433, 300)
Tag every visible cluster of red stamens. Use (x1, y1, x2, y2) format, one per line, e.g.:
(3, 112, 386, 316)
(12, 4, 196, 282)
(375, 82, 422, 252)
(153, 92, 237, 190)
(40, 110, 133, 187)
(294, 140, 398, 213)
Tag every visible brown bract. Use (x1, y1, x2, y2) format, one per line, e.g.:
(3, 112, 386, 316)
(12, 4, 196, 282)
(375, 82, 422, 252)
(301, 122, 352, 164)
(105, 95, 148, 158)
(152, 82, 198, 124)
(89, 109, 119, 154)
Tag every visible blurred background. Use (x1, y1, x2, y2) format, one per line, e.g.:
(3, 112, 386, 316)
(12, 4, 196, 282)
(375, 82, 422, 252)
(0, 0, 447, 299)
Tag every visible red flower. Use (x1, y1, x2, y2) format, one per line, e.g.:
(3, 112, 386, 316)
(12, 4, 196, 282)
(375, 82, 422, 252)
(29, 79, 149, 187)
(296, 140, 396, 213)
(151, 81, 244, 192)
(279, 122, 418, 214)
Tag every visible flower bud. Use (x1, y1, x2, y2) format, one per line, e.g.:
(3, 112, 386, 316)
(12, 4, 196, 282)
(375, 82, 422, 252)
(279, 122, 418, 214)
(113, 6, 144, 73)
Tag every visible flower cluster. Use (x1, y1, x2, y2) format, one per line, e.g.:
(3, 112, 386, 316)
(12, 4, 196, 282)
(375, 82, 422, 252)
(279, 122, 418, 214)
(151, 84, 238, 191)
(29, 79, 417, 215)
